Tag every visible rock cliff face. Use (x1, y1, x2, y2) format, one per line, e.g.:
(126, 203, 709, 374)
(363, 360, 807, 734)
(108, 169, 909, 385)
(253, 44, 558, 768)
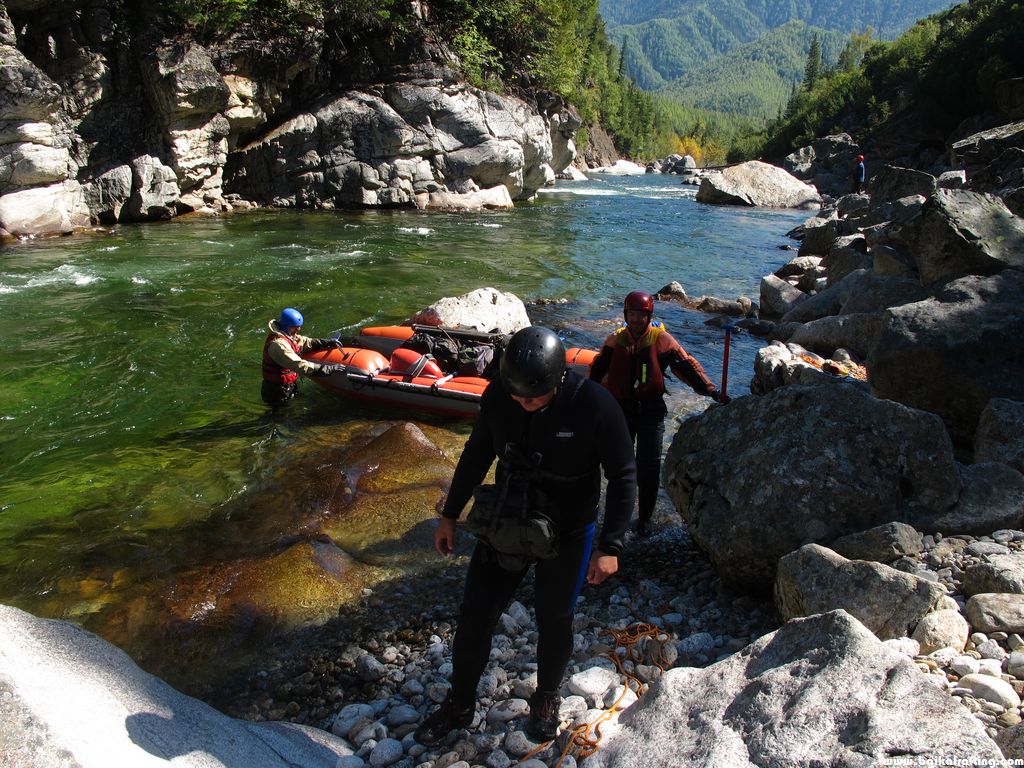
(0, 2, 579, 239)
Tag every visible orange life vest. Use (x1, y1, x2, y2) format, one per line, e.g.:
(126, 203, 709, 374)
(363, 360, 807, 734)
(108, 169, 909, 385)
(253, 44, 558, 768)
(604, 322, 667, 400)
(262, 332, 300, 385)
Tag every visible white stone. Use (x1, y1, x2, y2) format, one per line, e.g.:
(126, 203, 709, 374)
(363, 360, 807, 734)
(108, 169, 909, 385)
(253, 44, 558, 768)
(604, 684, 639, 710)
(588, 159, 646, 176)
(1007, 651, 1024, 678)
(486, 698, 529, 723)
(978, 658, 1004, 677)
(0, 180, 91, 236)
(882, 637, 921, 658)
(927, 647, 961, 667)
(568, 667, 619, 698)
(406, 287, 531, 334)
(951, 656, 982, 677)
(0, 604, 353, 767)
(507, 601, 532, 627)
(976, 639, 1008, 661)
(913, 609, 970, 654)
(958, 674, 1021, 708)
(503, 730, 538, 757)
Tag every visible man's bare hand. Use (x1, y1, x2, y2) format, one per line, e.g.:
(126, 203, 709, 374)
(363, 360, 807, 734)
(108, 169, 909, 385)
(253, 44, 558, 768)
(435, 517, 457, 557)
(586, 551, 618, 585)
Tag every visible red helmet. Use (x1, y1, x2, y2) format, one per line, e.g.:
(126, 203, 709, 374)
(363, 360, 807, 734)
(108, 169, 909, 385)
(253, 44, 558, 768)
(623, 290, 654, 320)
(856, 154, 864, 162)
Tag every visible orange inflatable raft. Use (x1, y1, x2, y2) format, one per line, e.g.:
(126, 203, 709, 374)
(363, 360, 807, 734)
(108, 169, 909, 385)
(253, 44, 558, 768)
(302, 325, 597, 419)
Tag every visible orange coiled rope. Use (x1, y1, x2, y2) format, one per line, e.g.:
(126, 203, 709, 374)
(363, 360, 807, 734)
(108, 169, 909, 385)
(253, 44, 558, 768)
(519, 622, 673, 766)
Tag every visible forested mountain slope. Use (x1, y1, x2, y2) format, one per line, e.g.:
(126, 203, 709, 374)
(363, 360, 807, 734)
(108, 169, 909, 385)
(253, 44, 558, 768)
(602, 0, 958, 92)
(659, 21, 846, 118)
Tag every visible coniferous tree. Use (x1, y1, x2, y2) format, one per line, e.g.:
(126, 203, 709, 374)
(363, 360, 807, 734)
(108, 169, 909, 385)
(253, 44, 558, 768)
(803, 34, 822, 91)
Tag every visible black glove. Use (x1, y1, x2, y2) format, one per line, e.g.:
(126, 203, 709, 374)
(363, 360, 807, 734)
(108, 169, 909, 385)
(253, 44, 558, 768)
(314, 363, 342, 376)
(310, 338, 335, 351)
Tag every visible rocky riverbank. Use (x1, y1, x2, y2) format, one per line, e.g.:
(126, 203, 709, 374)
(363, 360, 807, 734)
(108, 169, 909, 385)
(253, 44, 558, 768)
(198, 517, 1024, 767)
(206, 516, 778, 767)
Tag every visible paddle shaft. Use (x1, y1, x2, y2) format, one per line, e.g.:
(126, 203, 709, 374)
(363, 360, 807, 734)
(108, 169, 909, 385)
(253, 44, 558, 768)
(721, 325, 732, 399)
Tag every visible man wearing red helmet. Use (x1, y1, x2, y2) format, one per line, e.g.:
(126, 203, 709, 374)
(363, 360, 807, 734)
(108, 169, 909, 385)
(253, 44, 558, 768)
(853, 154, 866, 193)
(590, 291, 722, 535)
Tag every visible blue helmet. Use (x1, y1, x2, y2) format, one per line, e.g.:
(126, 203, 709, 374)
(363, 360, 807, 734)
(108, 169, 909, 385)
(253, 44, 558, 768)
(278, 307, 303, 331)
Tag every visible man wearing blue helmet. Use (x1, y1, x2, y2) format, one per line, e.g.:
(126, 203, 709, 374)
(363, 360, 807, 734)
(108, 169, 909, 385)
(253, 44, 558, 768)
(261, 307, 342, 410)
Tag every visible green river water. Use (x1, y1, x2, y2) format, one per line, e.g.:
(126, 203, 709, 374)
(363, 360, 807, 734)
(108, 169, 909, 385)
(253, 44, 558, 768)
(0, 175, 806, 687)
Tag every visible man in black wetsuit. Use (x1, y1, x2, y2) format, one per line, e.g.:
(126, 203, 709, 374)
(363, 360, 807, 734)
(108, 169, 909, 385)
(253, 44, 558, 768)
(416, 326, 637, 745)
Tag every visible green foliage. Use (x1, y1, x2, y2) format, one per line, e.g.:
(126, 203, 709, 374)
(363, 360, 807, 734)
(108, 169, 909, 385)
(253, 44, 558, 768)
(173, 0, 323, 39)
(756, 0, 1024, 160)
(659, 21, 847, 120)
(601, 0, 959, 93)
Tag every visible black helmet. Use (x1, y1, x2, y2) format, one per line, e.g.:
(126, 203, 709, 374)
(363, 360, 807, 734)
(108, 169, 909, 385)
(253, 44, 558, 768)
(500, 326, 565, 398)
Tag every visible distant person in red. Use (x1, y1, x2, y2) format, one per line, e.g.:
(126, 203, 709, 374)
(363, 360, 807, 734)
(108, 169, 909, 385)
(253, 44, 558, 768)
(853, 154, 866, 193)
(261, 307, 341, 410)
(589, 291, 724, 536)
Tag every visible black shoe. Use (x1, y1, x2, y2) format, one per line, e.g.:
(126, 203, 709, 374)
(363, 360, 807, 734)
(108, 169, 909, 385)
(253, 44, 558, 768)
(635, 520, 651, 537)
(414, 694, 474, 745)
(527, 690, 562, 741)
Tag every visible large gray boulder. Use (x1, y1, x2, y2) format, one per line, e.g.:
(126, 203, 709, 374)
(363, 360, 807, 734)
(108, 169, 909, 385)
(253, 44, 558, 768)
(867, 165, 937, 209)
(585, 611, 1002, 768)
(662, 384, 960, 590)
(697, 161, 822, 208)
(830, 522, 924, 563)
(783, 133, 860, 197)
(914, 461, 1024, 534)
(950, 120, 1024, 178)
(868, 270, 1024, 446)
(406, 287, 530, 333)
(758, 274, 806, 318)
(775, 544, 946, 640)
(0, 180, 91, 236)
(902, 189, 1024, 285)
(751, 342, 869, 394)
(962, 552, 1024, 596)
(0, 604, 353, 767)
(822, 234, 870, 285)
(788, 312, 885, 360)
(976, 398, 1024, 473)
(227, 83, 556, 207)
(0, 42, 86, 236)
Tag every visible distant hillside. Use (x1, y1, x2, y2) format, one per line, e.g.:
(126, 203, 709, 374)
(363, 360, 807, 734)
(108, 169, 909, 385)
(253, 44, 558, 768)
(659, 21, 847, 119)
(757, 0, 1024, 165)
(603, 0, 959, 100)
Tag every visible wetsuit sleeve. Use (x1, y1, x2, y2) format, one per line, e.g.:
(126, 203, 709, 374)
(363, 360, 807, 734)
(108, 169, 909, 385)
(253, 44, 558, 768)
(589, 346, 613, 381)
(659, 337, 718, 397)
(268, 336, 323, 376)
(441, 397, 498, 520)
(595, 392, 637, 556)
